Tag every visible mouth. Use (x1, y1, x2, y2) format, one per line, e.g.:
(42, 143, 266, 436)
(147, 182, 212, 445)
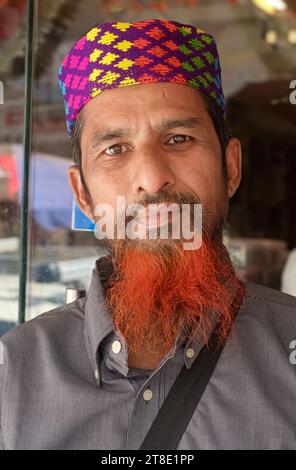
(133, 203, 180, 229)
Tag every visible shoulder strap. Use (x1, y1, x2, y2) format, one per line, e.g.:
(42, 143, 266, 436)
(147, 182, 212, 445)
(139, 282, 245, 450)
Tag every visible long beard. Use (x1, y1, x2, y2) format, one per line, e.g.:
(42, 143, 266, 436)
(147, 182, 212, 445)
(104, 232, 244, 357)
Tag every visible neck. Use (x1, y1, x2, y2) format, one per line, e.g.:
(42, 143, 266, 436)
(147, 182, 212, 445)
(128, 347, 169, 371)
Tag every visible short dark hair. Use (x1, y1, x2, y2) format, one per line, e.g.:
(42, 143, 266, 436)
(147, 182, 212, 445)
(71, 111, 91, 200)
(71, 92, 233, 196)
(200, 93, 233, 179)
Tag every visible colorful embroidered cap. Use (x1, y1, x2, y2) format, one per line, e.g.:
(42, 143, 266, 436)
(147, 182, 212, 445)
(59, 18, 226, 136)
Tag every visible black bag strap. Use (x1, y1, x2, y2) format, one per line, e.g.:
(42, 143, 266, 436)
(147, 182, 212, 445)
(139, 282, 245, 450)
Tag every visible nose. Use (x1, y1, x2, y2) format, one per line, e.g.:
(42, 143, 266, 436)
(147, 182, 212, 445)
(131, 151, 176, 196)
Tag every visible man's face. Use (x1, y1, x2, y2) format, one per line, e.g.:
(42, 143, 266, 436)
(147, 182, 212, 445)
(75, 82, 237, 231)
(69, 82, 243, 358)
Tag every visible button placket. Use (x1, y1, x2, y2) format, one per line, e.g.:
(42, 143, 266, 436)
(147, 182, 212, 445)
(126, 351, 185, 449)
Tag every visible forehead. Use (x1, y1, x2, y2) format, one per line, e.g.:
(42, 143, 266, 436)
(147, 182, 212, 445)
(81, 82, 208, 132)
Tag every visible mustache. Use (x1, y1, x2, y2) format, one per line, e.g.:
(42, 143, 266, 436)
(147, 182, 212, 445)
(125, 190, 202, 224)
(133, 189, 202, 206)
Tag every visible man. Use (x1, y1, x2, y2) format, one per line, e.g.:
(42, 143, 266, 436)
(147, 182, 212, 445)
(0, 18, 296, 450)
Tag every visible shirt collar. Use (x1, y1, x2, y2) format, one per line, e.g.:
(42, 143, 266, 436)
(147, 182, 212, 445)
(85, 255, 115, 376)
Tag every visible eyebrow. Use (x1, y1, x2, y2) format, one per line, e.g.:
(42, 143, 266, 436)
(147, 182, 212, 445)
(90, 130, 127, 151)
(157, 117, 203, 132)
(89, 117, 203, 151)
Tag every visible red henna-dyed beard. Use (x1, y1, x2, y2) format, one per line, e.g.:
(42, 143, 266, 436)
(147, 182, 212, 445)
(98, 192, 244, 357)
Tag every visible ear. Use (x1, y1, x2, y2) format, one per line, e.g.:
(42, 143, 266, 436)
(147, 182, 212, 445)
(68, 165, 94, 221)
(225, 137, 242, 198)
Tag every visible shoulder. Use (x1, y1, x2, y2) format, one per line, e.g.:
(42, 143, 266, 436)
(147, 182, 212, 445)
(244, 281, 296, 313)
(240, 281, 296, 339)
(0, 297, 87, 350)
(0, 298, 90, 440)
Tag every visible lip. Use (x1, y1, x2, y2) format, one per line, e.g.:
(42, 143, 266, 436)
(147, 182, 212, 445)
(134, 204, 180, 228)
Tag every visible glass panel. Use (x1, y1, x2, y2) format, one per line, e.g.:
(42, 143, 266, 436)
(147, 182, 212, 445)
(25, 0, 296, 322)
(0, 0, 27, 333)
(27, 0, 98, 321)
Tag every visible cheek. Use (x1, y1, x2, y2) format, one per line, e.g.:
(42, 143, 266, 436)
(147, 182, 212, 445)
(176, 156, 228, 227)
(176, 156, 224, 199)
(84, 169, 130, 213)
(81, 135, 134, 208)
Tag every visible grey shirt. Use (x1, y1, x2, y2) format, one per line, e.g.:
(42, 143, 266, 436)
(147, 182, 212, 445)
(1, 258, 296, 450)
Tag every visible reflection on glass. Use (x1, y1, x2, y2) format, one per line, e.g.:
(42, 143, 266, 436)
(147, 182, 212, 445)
(0, 0, 27, 334)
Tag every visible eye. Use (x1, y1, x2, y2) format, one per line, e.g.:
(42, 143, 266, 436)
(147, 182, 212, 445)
(167, 134, 191, 145)
(104, 143, 128, 156)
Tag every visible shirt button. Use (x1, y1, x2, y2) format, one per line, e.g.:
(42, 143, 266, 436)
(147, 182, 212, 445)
(112, 340, 122, 354)
(94, 368, 100, 381)
(185, 347, 195, 359)
(143, 389, 153, 401)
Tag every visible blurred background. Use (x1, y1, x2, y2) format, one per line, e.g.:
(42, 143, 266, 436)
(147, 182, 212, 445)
(0, 0, 296, 334)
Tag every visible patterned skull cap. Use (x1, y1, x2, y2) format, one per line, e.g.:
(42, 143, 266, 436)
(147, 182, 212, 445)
(59, 18, 225, 136)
